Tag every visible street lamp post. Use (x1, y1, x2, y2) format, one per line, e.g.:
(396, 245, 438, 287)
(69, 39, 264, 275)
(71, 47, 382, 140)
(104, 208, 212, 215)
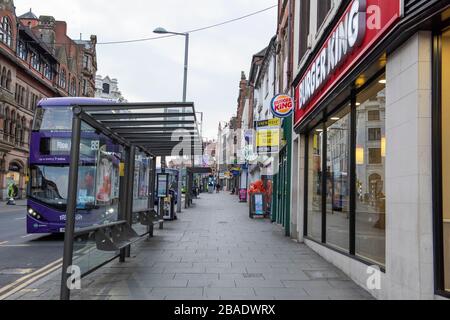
(154, 27, 190, 213)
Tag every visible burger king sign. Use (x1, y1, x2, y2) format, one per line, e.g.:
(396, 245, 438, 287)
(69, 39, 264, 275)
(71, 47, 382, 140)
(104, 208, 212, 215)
(270, 94, 294, 118)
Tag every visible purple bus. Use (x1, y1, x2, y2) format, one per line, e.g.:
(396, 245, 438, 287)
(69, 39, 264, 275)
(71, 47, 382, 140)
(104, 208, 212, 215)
(27, 97, 122, 234)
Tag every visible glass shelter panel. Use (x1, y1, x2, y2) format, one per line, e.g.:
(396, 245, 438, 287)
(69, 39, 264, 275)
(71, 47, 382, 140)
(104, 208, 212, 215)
(73, 121, 123, 276)
(132, 152, 152, 235)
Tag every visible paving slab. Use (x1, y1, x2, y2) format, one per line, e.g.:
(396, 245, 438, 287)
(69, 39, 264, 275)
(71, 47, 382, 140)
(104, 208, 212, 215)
(9, 193, 372, 300)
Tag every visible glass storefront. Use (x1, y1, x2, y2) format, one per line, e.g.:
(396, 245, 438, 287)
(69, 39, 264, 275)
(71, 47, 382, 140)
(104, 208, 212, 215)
(441, 28, 450, 293)
(355, 76, 386, 266)
(307, 126, 323, 242)
(305, 73, 386, 267)
(326, 105, 351, 251)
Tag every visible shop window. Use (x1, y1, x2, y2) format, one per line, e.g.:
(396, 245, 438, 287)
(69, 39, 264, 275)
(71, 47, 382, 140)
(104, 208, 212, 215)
(302, 60, 387, 266)
(355, 75, 386, 266)
(326, 105, 351, 251)
(440, 28, 450, 293)
(307, 125, 323, 242)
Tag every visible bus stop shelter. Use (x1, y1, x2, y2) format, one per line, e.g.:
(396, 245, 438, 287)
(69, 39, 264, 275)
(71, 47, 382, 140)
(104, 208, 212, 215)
(60, 102, 203, 300)
(185, 167, 213, 207)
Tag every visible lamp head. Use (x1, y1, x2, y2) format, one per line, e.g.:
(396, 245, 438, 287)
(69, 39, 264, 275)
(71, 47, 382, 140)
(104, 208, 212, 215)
(153, 27, 168, 34)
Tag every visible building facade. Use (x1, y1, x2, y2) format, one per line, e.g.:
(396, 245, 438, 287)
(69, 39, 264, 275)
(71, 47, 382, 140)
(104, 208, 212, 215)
(290, 0, 450, 300)
(272, 0, 295, 236)
(95, 75, 126, 101)
(249, 38, 277, 210)
(0, 0, 97, 200)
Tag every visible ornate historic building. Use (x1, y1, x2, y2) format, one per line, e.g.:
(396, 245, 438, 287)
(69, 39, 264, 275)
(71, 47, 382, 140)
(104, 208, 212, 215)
(0, 0, 97, 200)
(95, 75, 126, 102)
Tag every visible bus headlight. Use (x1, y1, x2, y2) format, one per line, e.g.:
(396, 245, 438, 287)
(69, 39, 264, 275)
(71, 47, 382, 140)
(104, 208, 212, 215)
(28, 208, 44, 221)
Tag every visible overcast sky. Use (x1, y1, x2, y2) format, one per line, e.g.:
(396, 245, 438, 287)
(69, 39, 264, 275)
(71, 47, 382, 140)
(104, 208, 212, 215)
(15, 0, 277, 140)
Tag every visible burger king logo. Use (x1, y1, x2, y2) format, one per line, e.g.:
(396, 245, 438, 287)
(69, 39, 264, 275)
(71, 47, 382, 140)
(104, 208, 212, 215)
(270, 94, 294, 118)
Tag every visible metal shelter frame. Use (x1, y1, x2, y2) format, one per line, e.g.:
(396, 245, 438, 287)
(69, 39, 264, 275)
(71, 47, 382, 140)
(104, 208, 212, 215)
(60, 102, 202, 300)
(184, 167, 213, 208)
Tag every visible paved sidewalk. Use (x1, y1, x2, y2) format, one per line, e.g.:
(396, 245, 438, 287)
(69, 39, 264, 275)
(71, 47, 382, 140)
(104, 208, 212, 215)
(9, 192, 373, 300)
(0, 199, 26, 208)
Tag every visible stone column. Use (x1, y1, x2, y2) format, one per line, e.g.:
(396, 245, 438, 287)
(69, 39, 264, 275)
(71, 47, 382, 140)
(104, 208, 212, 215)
(384, 31, 434, 300)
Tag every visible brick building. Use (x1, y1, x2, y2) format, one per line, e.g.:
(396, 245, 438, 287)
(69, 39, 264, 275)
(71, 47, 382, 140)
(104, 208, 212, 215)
(0, 0, 97, 200)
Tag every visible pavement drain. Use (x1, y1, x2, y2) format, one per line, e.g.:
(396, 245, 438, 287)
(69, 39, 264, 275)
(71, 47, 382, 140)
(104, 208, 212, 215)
(218, 221, 228, 224)
(0, 268, 35, 275)
(242, 273, 264, 279)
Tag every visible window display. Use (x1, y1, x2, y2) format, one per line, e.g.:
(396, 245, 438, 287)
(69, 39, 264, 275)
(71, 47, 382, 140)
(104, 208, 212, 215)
(326, 105, 351, 251)
(355, 75, 386, 266)
(307, 126, 323, 242)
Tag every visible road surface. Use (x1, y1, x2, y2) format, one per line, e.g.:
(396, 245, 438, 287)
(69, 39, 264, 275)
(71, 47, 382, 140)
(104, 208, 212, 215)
(0, 202, 63, 289)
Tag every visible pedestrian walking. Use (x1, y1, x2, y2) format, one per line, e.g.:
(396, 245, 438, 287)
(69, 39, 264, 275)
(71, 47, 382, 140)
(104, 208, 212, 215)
(6, 182, 18, 205)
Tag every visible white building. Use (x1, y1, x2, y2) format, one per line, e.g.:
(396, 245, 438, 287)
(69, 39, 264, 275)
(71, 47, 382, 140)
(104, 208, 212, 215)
(95, 75, 126, 102)
(249, 36, 278, 184)
(253, 37, 277, 123)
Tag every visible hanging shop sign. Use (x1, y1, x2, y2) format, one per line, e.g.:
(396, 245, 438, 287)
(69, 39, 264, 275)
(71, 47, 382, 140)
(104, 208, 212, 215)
(255, 118, 281, 154)
(294, 0, 401, 126)
(270, 94, 294, 118)
(230, 167, 241, 176)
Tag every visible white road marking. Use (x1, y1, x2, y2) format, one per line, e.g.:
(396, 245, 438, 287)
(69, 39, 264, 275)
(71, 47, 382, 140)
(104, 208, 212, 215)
(0, 241, 9, 246)
(15, 217, 26, 221)
(21, 235, 33, 239)
(0, 258, 63, 300)
(0, 244, 31, 247)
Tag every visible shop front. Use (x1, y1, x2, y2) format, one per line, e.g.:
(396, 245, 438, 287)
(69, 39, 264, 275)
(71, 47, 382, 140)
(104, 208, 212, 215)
(273, 116, 293, 236)
(292, 0, 450, 299)
(433, 21, 450, 298)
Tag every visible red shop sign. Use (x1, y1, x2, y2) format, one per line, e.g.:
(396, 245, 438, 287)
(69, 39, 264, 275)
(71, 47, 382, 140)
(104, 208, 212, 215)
(294, 0, 401, 127)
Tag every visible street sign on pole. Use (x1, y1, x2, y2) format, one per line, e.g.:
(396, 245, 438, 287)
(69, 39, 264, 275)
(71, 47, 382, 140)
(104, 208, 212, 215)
(255, 118, 281, 154)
